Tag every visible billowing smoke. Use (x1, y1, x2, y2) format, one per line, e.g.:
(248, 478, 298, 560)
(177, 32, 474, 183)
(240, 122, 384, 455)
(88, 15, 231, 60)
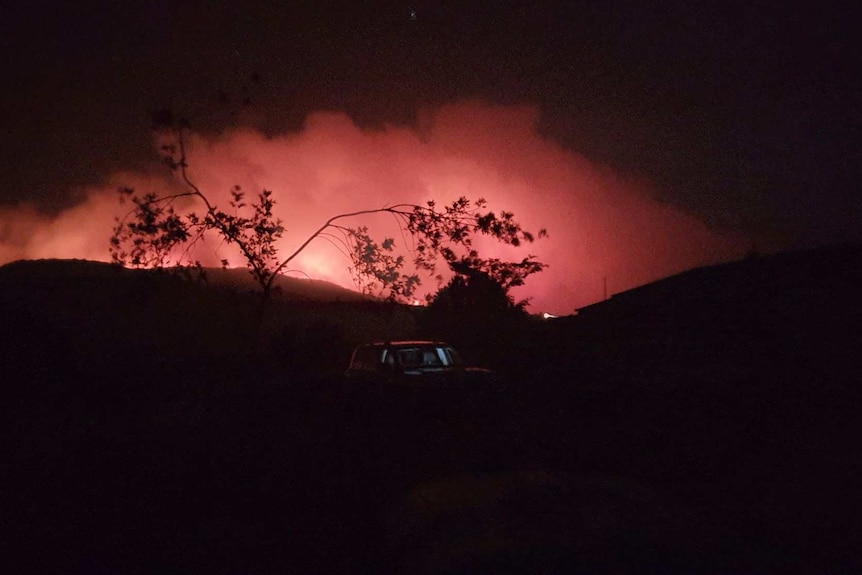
(0, 102, 747, 313)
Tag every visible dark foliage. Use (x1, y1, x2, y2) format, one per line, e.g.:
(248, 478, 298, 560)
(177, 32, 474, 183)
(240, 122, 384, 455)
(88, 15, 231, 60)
(421, 271, 531, 369)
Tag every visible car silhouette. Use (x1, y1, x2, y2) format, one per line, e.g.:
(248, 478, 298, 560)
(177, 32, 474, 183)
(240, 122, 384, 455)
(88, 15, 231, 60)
(344, 341, 494, 388)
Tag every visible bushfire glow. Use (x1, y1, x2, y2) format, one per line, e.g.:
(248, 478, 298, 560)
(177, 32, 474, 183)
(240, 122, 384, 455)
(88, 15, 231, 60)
(0, 102, 747, 313)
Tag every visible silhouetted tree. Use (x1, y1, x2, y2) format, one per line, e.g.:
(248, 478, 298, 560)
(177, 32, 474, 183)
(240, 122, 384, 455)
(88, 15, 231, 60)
(110, 115, 546, 309)
(421, 270, 532, 369)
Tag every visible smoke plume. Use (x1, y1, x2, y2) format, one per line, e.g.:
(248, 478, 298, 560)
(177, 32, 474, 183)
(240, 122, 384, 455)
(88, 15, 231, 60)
(0, 102, 747, 313)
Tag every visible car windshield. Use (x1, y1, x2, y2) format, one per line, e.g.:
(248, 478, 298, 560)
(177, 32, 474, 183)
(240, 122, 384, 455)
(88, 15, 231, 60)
(397, 347, 437, 368)
(395, 346, 463, 368)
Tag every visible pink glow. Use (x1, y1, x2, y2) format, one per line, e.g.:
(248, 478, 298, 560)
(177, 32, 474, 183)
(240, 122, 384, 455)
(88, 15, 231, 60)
(0, 102, 748, 314)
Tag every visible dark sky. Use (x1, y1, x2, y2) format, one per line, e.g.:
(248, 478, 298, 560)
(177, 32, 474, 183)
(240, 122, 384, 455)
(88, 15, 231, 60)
(1, 0, 860, 307)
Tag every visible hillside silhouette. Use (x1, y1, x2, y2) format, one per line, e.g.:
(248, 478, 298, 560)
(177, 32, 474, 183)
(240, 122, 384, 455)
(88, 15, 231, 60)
(2, 246, 860, 573)
(0, 259, 413, 378)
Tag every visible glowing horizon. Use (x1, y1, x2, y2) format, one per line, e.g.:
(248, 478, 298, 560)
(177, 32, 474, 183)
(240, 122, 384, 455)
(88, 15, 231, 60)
(0, 102, 748, 314)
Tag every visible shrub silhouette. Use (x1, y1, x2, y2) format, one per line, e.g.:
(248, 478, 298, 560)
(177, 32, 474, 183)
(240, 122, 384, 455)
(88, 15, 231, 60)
(422, 271, 530, 369)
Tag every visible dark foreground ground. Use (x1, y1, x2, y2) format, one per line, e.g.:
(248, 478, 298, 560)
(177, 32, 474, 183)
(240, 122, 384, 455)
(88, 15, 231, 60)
(3, 247, 862, 573)
(3, 356, 860, 575)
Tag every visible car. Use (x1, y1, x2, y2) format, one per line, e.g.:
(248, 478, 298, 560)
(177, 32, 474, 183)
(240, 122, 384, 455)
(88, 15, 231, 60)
(342, 341, 506, 456)
(344, 340, 495, 389)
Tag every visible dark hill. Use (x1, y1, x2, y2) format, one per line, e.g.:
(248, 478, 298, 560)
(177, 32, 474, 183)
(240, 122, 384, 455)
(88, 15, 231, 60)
(0, 258, 373, 302)
(0, 259, 416, 377)
(532, 242, 862, 392)
(518, 243, 862, 573)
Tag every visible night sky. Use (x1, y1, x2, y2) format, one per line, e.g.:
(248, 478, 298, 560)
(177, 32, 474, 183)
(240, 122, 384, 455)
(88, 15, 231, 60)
(1, 0, 859, 312)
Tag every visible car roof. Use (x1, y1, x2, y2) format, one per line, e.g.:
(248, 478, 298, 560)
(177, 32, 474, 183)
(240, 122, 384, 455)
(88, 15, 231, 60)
(364, 341, 449, 347)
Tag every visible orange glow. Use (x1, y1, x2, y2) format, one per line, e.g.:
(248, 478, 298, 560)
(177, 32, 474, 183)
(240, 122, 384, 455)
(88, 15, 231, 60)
(0, 102, 748, 314)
